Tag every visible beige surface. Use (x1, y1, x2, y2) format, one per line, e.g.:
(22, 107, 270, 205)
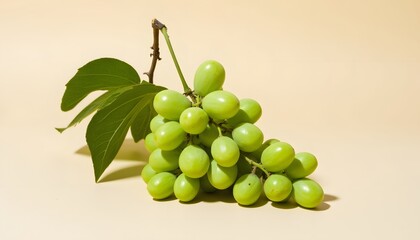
(1, 0, 420, 239)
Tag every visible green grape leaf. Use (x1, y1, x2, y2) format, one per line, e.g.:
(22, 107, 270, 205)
(86, 84, 165, 182)
(56, 86, 133, 133)
(130, 101, 157, 142)
(61, 58, 141, 111)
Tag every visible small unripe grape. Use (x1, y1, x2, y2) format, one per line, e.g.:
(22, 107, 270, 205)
(179, 145, 210, 178)
(261, 142, 295, 172)
(227, 98, 262, 127)
(233, 173, 262, 206)
(202, 90, 239, 120)
(232, 123, 264, 152)
(198, 124, 219, 147)
(174, 173, 200, 202)
(286, 152, 318, 179)
(148, 148, 181, 172)
(211, 136, 240, 167)
(207, 160, 237, 190)
(179, 107, 209, 134)
(149, 114, 168, 132)
(194, 60, 225, 97)
(263, 174, 293, 202)
(144, 133, 157, 152)
(147, 172, 176, 200)
(154, 121, 186, 151)
(141, 164, 158, 183)
(292, 178, 324, 208)
(153, 89, 191, 120)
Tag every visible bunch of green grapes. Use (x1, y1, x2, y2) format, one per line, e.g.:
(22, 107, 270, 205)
(141, 60, 324, 208)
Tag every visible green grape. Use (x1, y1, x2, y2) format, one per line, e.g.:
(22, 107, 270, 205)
(232, 123, 264, 152)
(285, 152, 318, 179)
(144, 133, 157, 152)
(150, 114, 168, 132)
(207, 160, 237, 190)
(281, 192, 292, 203)
(248, 138, 280, 161)
(154, 121, 186, 151)
(263, 174, 293, 202)
(194, 60, 225, 97)
(201, 90, 239, 120)
(153, 89, 191, 120)
(200, 175, 217, 193)
(233, 173, 262, 206)
(261, 142, 295, 172)
(141, 164, 158, 183)
(211, 136, 240, 167)
(148, 148, 181, 172)
(236, 155, 253, 177)
(179, 107, 209, 134)
(179, 145, 210, 178)
(227, 98, 262, 127)
(198, 123, 219, 147)
(147, 172, 176, 200)
(292, 178, 324, 208)
(174, 173, 200, 202)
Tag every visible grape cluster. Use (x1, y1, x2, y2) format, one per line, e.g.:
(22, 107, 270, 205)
(141, 60, 324, 208)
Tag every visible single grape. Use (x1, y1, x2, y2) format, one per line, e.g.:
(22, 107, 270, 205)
(201, 90, 239, 120)
(261, 142, 295, 172)
(248, 138, 280, 161)
(233, 173, 262, 206)
(211, 136, 240, 167)
(179, 145, 210, 178)
(179, 107, 209, 134)
(232, 123, 264, 152)
(149, 114, 168, 132)
(194, 60, 225, 97)
(174, 173, 200, 202)
(227, 98, 262, 127)
(154, 121, 186, 151)
(292, 178, 324, 208)
(200, 175, 217, 193)
(207, 160, 237, 189)
(153, 89, 191, 120)
(144, 132, 157, 152)
(141, 164, 157, 183)
(148, 148, 181, 172)
(198, 123, 219, 147)
(285, 152, 318, 179)
(147, 172, 176, 200)
(263, 174, 293, 202)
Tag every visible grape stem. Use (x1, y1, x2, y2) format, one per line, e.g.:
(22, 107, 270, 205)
(156, 21, 196, 100)
(144, 19, 163, 84)
(244, 157, 270, 177)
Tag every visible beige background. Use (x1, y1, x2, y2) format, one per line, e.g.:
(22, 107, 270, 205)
(1, 0, 419, 239)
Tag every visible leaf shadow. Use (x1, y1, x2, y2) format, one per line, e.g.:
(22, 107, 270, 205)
(100, 164, 146, 183)
(76, 138, 150, 161)
(76, 139, 150, 183)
